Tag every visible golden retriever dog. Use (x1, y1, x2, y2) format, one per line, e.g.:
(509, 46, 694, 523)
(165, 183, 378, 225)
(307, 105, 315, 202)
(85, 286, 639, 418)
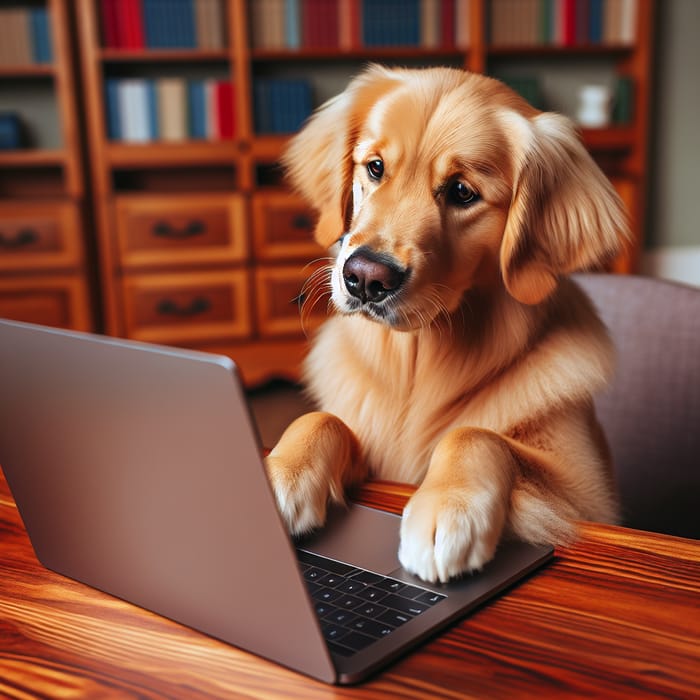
(266, 65, 628, 583)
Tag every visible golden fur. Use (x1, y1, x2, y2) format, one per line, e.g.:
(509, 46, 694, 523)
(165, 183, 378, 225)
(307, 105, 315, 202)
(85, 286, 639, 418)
(266, 66, 628, 583)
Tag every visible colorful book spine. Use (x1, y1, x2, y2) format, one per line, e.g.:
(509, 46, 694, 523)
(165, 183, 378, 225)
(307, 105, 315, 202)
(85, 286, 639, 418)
(103, 0, 223, 49)
(489, 0, 637, 47)
(104, 76, 235, 142)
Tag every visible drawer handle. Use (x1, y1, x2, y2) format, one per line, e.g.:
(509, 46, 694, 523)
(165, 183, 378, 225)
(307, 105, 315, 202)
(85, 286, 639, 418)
(0, 228, 39, 249)
(152, 219, 206, 239)
(156, 297, 211, 317)
(291, 214, 313, 230)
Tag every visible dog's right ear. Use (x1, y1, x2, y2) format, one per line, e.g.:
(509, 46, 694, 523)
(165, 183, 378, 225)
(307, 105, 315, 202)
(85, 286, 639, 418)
(282, 66, 401, 249)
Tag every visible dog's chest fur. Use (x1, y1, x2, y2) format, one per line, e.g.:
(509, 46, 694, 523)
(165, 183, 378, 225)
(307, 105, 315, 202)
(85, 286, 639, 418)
(303, 309, 527, 483)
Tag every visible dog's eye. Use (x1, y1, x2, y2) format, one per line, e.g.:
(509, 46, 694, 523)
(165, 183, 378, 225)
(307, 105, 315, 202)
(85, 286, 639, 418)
(367, 159, 384, 181)
(447, 180, 480, 207)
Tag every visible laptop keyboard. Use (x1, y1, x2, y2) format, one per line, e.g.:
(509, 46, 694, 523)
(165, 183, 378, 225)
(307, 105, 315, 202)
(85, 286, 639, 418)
(297, 550, 447, 657)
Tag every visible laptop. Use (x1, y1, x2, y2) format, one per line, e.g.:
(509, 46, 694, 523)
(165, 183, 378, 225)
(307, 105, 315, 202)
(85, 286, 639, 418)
(0, 319, 553, 684)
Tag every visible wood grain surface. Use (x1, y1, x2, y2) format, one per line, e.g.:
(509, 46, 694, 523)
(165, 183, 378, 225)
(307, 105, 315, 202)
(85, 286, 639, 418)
(1, 469, 698, 699)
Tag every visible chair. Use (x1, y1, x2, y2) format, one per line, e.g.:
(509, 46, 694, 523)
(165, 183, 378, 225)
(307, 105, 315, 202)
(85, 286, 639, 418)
(574, 273, 700, 539)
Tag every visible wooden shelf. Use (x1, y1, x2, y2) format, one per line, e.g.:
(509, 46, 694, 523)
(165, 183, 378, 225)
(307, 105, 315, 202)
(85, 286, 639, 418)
(100, 49, 230, 63)
(582, 127, 636, 152)
(0, 149, 67, 168)
(106, 141, 240, 167)
(0, 64, 55, 78)
(487, 43, 637, 57)
(251, 47, 466, 61)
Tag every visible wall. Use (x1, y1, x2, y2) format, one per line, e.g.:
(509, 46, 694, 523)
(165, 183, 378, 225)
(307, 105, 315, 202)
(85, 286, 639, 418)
(644, 0, 700, 286)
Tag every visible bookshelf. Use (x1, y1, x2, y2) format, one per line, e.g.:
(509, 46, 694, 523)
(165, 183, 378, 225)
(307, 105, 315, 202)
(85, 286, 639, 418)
(0, 0, 92, 331)
(75, 0, 654, 384)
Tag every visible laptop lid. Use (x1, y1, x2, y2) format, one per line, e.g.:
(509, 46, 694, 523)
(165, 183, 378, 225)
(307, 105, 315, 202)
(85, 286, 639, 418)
(0, 320, 336, 683)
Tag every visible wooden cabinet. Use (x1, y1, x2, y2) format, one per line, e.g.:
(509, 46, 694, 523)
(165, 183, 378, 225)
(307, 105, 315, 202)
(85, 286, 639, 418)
(71, 0, 654, 384)
(0, 0, 92, 330)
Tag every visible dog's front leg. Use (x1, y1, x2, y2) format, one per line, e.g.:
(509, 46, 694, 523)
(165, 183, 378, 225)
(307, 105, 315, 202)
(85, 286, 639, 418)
(398, 428, 517, 583)
(265, 412, 364, 536)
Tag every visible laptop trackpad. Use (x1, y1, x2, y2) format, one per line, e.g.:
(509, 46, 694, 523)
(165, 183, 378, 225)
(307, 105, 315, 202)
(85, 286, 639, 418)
(297, 504, 402, 575)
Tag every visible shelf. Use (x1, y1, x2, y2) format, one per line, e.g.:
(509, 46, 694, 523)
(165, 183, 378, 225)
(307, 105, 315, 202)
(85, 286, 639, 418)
(100, 49, 230, 63)
(251, 47, 466, 62)
(0, 64, 55, 79)
(581, 127, 635, 152)
(0, 149, 66, 167)
(488, 43, 636, 57)
(106, 140, 240, 167)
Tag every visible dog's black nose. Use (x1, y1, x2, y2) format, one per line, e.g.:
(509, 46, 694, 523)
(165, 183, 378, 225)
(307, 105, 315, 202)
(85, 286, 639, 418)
(343, 250, 406, 303)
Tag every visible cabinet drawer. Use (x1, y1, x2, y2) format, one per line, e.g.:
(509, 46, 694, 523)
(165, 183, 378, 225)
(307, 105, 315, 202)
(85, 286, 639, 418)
(122, 270, 252, 344)
(0, 202, 82, 271)
(115, 194, 248, 268)
(255, 265, 328, 338)
(0, 276, 91, 330)
(252, 192, 324, 260)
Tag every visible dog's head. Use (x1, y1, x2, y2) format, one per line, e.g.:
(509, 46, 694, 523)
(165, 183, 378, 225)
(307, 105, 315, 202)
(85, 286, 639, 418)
(284, 65, 629, 329)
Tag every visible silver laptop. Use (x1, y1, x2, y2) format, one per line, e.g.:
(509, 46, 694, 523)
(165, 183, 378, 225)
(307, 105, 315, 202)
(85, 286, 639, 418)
(0, 319, 553, 684)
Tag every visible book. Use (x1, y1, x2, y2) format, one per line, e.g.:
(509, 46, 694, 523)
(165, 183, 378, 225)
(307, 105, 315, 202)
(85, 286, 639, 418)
(214, 80, 235, 139)
(158, 78, 188, 141)
(104, 79, 122, 140)
(30, 8, 53, 63)
(455, 0, 471, 49)
(119, 79, 151, 142)
(187, 80, 208, 139)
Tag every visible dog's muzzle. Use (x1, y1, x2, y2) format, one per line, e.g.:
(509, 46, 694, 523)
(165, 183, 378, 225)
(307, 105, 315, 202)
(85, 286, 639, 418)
(342, 248, 407, 304)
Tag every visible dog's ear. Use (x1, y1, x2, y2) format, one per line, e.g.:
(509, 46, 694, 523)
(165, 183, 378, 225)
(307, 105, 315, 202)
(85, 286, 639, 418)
(500, 112, 630, 305)
(282, 65, 400, 249)
(282, 92, 355, 248)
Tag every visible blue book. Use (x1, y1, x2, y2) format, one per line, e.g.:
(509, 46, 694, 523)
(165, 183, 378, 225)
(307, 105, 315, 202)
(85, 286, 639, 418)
(285, 0, 301, 49)
(0, 113, 23, 150)
(589, 0, 604, 43)
(172, 0, 196, 48)
(104, 79, 122, 140)
(146, 80, 159, 140)
(253, 80, 271, 134)
(30, 8, 53, 63)
(187, 80, 207, 139)
(144, 0, 159, 47)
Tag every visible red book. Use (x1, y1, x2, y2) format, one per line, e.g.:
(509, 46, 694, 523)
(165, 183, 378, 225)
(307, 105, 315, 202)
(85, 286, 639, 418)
(101, 0, 119, 48)
(563, 0, 577, 46)
(441, 0, 455, 48)
(123, 0, 145, 50)
(304, 0, 338, 48)
(215, 81, 235, 140)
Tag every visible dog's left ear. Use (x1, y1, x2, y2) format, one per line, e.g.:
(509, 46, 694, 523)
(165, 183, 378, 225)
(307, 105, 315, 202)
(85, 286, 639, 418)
(500, 112, 630, 305)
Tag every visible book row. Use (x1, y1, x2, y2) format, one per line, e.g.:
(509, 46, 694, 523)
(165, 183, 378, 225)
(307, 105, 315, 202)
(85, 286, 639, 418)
(100, 0, 226, 50)
(489, 0, 639, 47)
(104, 78, 235, 142)
(0, 8, 53, 66)
(250, 0, 471, 51)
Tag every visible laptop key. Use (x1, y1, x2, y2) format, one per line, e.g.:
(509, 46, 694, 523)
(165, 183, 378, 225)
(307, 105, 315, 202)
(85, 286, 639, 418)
(350, 617, 395, 638)
(375, 578, 406, 594)
(354, 602, 388, 619)
(350, 570, 384, 585)
(313, 587, 342, 603)
(322, 623, 349, 643)
(416, 590, 447, 606)
(357, 586, 388, 603)
(304, 567, 327, 582)
(336, 594, 364, 610)
(382, 594, 429, 616)
(378, 610, 412, 627)
(317, 572, 347, 588)
(337, 579, 366, 594)
(324, 608, 357, 626)
(335, 630, 376, 653)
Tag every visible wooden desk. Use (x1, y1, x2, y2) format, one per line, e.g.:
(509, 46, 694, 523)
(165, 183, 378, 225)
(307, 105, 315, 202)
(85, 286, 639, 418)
(1, 470, 698, 699)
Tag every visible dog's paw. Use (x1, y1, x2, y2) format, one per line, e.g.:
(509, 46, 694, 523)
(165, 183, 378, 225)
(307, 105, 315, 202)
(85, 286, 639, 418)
(265, 452, 336, 537)
(398, 485, 507, 583)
